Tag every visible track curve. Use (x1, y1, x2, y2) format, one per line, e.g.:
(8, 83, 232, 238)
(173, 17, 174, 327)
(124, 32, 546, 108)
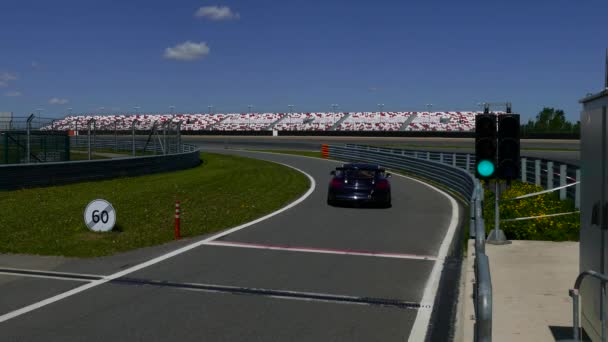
(0, 150, 463, 341)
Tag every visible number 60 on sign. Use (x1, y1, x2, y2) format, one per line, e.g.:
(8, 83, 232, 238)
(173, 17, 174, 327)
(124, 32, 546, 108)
(84, 199, 116, 232)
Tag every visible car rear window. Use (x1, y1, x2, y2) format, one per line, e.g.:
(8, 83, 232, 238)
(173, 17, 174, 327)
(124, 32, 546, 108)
(343, 169, 377, 179)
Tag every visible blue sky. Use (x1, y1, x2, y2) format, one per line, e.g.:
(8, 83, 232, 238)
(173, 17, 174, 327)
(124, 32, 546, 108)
(0, 0, 606, 121)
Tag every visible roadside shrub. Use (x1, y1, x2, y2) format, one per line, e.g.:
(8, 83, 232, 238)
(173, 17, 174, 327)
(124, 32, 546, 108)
(483, 181, 579, 241)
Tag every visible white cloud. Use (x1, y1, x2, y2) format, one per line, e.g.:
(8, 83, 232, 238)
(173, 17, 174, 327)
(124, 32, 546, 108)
(0, 81, 7, 87)
(49, 97, 69, 105)
(163, 41, 210, 61)
(195, 6, 240, 20)
(0, 72, 17, 82)
(4, 91, 22, 97)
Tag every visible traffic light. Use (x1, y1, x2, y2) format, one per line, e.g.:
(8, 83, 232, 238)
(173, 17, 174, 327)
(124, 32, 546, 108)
(475, 114, 497, 179)
(497, 114, 520, 180)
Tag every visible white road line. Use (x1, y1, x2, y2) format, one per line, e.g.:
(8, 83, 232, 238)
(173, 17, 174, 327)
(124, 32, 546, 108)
(204, 240, 438, 261)
(0, 162, 316, 324)
(398, 173, 460, 342)
(0, 272, 93, 283)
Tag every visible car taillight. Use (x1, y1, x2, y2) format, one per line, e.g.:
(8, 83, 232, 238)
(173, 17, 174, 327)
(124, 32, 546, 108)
(330, 179, 343, 188)
(375, 179, 389, 190)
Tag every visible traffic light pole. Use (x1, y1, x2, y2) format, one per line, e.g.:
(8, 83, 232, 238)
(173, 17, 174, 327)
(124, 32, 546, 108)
(488, 159, 511, 245)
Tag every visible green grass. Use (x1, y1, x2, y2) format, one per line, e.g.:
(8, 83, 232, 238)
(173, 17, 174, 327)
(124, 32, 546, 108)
(69, 152, 110, 160)
(0, 153, 309, 257)
(248, 149, 322, 158)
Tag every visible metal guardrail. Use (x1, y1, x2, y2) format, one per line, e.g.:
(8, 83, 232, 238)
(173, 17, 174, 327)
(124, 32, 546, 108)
(328, 144, 492, 341)
(344, 144, 580, 207)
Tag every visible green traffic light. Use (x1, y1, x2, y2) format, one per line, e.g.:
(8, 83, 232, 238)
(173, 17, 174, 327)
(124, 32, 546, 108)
(477, 160, 495, 177)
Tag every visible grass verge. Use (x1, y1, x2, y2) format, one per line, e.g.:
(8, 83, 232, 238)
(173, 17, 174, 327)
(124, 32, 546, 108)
(0, 153, 309, 257)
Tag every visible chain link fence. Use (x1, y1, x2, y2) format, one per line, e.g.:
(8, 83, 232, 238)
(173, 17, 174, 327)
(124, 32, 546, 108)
(0, 116, 70, 164)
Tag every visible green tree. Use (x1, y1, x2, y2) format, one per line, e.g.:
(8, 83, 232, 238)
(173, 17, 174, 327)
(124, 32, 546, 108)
(533, 107, 569, 132)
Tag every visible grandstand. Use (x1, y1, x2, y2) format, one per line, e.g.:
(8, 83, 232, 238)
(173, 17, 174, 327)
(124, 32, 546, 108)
(43, 111, 480, 132)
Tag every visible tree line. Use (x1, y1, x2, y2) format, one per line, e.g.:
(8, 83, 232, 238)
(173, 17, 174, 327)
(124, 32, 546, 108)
(521, 107, 580, 134)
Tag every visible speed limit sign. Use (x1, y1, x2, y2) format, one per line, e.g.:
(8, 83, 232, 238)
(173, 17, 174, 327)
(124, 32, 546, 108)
(84, 199, 116, 232)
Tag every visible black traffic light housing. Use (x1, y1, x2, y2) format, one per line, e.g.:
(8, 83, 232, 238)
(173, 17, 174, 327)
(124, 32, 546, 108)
(497, 114, 520, 180)
(475, 113, 497, 180)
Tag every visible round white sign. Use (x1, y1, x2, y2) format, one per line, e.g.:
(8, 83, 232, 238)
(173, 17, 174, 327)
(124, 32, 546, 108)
(83, 199, 116, 232)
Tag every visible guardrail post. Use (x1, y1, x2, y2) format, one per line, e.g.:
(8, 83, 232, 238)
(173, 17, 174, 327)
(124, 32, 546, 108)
(535, 160, 541, 186)
(521, 158, 527, 182)
(560, 164, 567, 200)
(452, 153, 457, 167)
(575, 169, 581, 209)
(547, 161, 554, 189)
(466, 154, 471, 172)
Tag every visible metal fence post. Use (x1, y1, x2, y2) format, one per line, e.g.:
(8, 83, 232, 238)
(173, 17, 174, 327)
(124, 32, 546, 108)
(440, 153, 444, 164)
(131, 120, 138, 156)
(177, 121, 182, 153)
(560, 164, 567, 200)
(547, 161, 554, 189)
(114, 120, 118, 152)
(163, 122, 168, 155)
(87, 119, 94, 160)
(26, 114, 34, 163)
(466, 154, 471, 172)
(452, 153, 457, 167)
(521, 158, 527, 182)
(427, 151, 430, 160)
(535, 159, 541, 186)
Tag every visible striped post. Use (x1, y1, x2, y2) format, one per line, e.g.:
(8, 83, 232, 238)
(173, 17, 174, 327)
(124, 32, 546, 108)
(175, 200, 181, 240)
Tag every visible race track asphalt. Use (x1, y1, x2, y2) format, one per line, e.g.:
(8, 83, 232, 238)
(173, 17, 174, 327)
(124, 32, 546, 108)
(0, 150, 463, 342)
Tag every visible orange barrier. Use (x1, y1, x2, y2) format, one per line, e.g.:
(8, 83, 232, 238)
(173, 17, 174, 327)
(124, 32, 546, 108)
(321, 144, 329, 159)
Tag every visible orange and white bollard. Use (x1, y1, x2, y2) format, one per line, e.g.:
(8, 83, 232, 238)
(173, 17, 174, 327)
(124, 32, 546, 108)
(321, 144, 329, 159)
(175, 200, 181, 240)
